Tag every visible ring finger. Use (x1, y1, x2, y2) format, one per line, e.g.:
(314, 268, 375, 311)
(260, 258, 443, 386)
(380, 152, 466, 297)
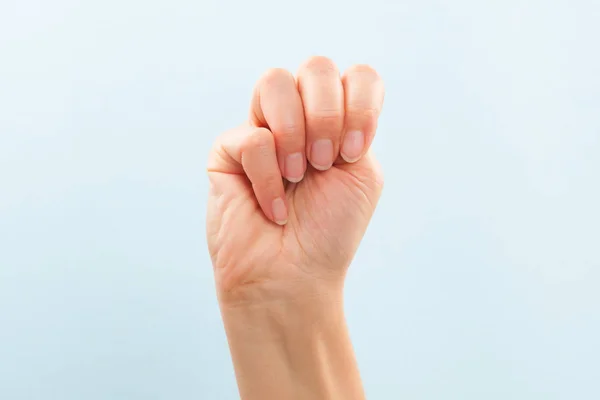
(297, 56, 345, 171)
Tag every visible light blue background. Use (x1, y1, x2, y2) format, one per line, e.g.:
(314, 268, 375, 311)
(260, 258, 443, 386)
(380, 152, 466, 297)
(1, 0, 599, 399)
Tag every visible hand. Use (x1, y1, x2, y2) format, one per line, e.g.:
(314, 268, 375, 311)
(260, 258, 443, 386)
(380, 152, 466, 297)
(207, 56, 384, 400)
(207, 56, 385, 305)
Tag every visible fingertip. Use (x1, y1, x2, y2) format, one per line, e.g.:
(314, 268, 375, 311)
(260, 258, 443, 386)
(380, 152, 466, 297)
(340, 130, 365, 163)
(283, 152, 306, 183)
(309, 139, 335, 171)
(286, 175, 304, 184)
(272, 197, 288, 225)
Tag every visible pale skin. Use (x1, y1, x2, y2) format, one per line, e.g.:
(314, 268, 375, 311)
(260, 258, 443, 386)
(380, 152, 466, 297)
(206, 56, 385, 400)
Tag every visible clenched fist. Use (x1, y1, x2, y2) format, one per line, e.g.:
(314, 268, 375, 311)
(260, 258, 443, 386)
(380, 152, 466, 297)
(207, 56, 385, 306)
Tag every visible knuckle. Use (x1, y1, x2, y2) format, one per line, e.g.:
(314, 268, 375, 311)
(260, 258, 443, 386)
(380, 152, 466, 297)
(344, 64, 381, 82)
(312, 112, 343, 124)
(261, 68, 293, 88)
(301, 56, 339, 76)
(275, 121, 301, 138)
(262, 173, 281, 189)
(254, 172, 281, 192)
(346, 105, 379, 120)
(307, 106, 343, 120)
(244, 127, 273, 151)
(307, 109, 344, 130)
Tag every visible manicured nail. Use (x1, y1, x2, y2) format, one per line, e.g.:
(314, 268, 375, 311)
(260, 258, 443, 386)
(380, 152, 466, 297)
(341, 131, 364, 163)
(272, 197, 288, 225)
(310, 139, 334, 170)
(285, 152, 305, 183)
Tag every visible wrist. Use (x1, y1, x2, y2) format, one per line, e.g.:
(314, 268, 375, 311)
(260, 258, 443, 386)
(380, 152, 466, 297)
(219, 280, 347, 367)
(219, 281, 365, 400)
(219, 283, 346, 344)
(216, 266, 345, 309)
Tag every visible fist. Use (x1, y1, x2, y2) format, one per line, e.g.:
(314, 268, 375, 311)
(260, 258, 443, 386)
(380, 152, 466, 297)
(207, 56, 385, 304)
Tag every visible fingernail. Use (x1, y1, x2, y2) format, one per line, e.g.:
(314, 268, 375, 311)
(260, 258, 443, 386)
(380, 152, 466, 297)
(285, 152, 305, 183)
(341, 131, 364, 163)
(272, 197, 288, 225)
(310, 139, 334, 170)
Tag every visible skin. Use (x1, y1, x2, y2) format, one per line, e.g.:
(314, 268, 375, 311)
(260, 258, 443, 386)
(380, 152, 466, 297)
(206, 56, 385, 400)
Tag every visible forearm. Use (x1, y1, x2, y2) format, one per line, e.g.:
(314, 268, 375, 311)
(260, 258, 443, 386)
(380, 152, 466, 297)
(219, 288, 365, 400)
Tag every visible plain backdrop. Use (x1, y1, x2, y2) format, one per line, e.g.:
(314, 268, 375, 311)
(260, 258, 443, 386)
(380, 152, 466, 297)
(1, 0, 599, 399)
